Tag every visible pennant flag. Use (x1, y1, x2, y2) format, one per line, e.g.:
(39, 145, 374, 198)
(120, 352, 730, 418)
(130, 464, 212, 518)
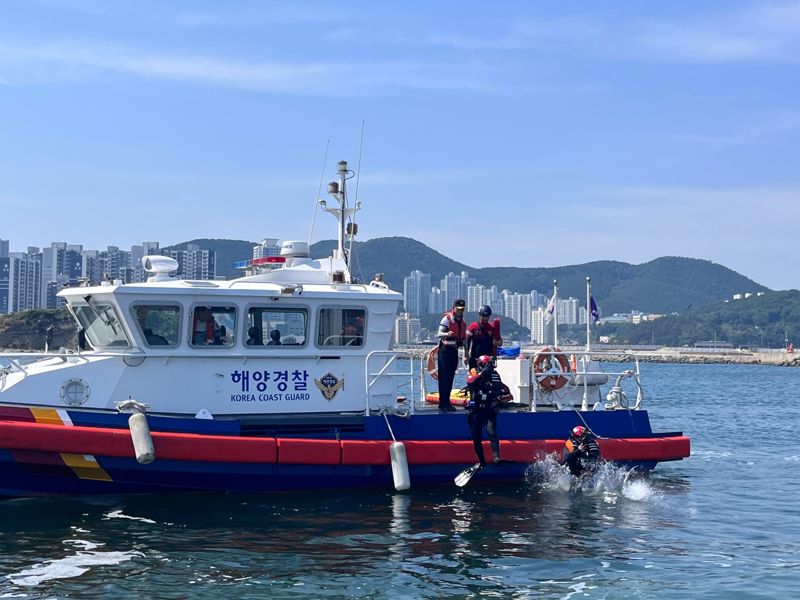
(545, 293, 557, 324)
(590, 296, 600, 323)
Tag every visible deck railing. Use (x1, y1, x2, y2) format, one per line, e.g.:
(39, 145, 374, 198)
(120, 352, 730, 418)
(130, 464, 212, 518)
(526, 348, 644, 411)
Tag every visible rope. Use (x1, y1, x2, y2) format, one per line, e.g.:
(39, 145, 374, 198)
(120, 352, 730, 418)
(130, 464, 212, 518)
(378, 404, 411, 418)
(569, 407, 604, 439)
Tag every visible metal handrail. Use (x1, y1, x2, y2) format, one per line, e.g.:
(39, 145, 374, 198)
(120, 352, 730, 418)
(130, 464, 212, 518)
(526, 348, 644, 411)
(364, 350, 414, 415)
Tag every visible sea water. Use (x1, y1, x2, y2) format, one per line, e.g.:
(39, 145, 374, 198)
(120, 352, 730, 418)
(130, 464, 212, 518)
(1, 362, 799, 599)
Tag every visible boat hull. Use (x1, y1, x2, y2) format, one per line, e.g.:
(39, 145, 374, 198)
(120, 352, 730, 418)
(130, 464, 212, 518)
(0, 407, 689, 496)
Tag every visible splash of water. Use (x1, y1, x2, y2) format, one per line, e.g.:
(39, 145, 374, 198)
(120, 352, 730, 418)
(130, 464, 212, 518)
(526, 456, 658, 502)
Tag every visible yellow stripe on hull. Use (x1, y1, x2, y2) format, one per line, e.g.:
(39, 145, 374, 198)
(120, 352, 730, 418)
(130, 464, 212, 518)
(30, 408, 66, 425)
(61, 453, 113, 482)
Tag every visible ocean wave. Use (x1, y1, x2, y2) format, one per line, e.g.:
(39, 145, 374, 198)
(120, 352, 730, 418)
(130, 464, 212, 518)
(7, 550, 143, 587)
(104, 510, 157, 524)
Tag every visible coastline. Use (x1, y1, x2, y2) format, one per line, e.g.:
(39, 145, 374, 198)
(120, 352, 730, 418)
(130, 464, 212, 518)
(395, 346, 800, 367)
(3, 346, 797, 367)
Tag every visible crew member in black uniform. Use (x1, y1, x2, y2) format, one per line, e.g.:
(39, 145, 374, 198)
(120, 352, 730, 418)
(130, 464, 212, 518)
(562, 425, 602, 477)
(436, 299, 467, 412)
(465, 355, 504, 468)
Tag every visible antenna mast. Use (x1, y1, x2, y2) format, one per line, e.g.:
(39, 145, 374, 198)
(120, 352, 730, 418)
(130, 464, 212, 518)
(308, 139, 330, 246)
(319, 160, 360, 281)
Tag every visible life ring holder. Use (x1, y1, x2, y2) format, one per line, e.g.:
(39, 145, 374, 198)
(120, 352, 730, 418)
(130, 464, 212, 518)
(532, 346, 570, 391)
(426, 346, 439, 381)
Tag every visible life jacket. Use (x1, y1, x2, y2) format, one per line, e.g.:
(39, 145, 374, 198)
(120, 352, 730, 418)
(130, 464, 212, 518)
(468, 321, 497, 358)
(564, 436, 601, 460)
(440, 311, 466, 347)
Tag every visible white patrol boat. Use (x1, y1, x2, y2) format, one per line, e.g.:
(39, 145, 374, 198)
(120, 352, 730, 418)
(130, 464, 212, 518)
(0, 160, 689, 496)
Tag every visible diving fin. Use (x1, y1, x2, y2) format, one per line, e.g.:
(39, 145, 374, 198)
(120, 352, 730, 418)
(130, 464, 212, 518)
(454, 462, 483, 487)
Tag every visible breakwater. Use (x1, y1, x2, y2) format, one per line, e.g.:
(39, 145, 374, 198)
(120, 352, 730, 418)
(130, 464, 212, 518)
(396, 346, 800, 367)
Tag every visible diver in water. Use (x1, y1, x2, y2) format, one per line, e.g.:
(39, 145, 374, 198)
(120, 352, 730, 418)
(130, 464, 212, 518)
(465, 355, 505, 468)
(562, 425, 601, 477)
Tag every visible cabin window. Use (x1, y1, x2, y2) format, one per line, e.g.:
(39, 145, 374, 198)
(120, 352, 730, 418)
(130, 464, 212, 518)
(132, 304, 181, 347)
(317, 308, 366, 347)
(246, 308, 307, 347)
(73, 304, 130, 349)
(190, 306, 236, 347)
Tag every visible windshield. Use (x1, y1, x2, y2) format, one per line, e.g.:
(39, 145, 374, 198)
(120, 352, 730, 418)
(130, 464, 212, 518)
(74, 304, 130, 349)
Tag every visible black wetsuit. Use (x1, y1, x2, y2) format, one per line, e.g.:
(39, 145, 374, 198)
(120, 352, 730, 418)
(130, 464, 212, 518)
(466, 365, 504, 467)
(563, 434, 601, 477)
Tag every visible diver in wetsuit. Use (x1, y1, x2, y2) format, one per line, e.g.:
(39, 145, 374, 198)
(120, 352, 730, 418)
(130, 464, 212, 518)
(465, 355, 504, 468)
(562, 425, 601, 477)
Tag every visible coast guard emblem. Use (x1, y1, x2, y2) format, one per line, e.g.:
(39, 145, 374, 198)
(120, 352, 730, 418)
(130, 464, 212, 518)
(315, 372, 344, 401)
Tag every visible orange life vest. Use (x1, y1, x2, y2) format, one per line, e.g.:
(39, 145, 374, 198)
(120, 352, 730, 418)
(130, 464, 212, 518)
(441, 311, 466, 347)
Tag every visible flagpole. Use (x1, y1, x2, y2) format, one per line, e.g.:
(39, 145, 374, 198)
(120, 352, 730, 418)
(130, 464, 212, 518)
(586, 276, 592, 351)
(553, 279, 559, 349)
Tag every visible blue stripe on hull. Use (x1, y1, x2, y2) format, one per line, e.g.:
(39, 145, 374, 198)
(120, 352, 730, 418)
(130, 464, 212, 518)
(373, 410, 655, 441)
(60, 409, 658, 441)
(0, 451, 660, 496)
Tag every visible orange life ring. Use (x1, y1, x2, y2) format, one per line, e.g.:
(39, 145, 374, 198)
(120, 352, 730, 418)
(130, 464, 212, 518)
(533, 346, 570, 391)
(427, 346, 439, 381)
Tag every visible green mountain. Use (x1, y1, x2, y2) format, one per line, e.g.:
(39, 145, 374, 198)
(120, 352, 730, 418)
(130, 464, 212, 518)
(310, 237, 469, 289)
(599, 290, 800, 348)
(310, 237, 767, 314)
(164, 236, 768, 315)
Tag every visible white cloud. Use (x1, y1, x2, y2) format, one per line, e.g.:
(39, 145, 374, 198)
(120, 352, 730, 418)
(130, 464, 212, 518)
(174, 6, 348, 29)
(397, 2, 800, 65)
(630, 2, 800, 64)
(0, 39, 510, 95)
(675, 109, 800, 148)
(424, 17, 602, 51)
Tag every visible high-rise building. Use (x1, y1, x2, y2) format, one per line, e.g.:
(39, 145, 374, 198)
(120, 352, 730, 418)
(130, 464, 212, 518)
(531, 308, 557, 345)
(460, 271, 476, 290)
(81, 250, 101, 284)
(440, 272, 462, 310)
(163, 244, 216, 280)
(253, 238, 281, 260)
(131, 242, 160, 283)
(9, 248, 42, 312)
(466, 284, 485, 312)
(557, 297, 579, 325)
(393, 313, 422, 345)
(504, 291, 521, 324)
(0, 240, 9, 315)
(530, 289, 545, 310)
(501, 291, 532, 328)
(429, 287, 443, 315)
(403, 270, 430, 317)
(41, 243, 83, 308)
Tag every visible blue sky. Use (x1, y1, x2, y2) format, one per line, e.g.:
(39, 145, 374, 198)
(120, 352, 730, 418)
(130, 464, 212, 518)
(1, 1, 798, 290)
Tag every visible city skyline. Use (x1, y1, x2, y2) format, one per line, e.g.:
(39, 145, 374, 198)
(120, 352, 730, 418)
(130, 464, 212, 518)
(1, 2, 798, 291)
(0, 238, 216, 313)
